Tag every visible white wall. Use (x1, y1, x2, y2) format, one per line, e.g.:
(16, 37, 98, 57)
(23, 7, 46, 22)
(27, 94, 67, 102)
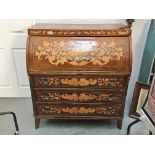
(126, 19, 151, 109)
(0, 19, 151, 111)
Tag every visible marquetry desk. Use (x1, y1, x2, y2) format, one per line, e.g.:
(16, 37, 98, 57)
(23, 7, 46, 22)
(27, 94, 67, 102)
(26, 21, 133, 129)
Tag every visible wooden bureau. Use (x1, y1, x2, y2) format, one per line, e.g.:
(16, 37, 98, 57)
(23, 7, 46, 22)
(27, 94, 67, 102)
(26, 20, 134, 129)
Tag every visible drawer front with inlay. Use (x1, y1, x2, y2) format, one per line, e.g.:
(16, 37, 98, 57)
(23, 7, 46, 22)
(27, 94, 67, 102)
(37, 104, 122, 117)
(32, 75, 126, 89)
(34, 89, 123, 103)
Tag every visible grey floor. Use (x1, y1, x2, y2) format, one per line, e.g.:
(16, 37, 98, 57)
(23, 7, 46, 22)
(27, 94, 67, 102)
(0, 98, 149, 135)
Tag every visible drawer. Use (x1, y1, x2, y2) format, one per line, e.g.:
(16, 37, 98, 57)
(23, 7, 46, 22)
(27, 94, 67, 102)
(31, 75, 126, 89)
(37, 104, 122, 117)
(34, 89, 123, 103)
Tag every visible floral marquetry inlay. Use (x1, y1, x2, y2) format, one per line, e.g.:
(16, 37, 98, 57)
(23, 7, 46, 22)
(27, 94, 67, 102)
(29, 29, 131, 37)
(40, 106, 120, 115)
(60, 78, 97, 87)
(34, 40, 124, 67)
(35, 77, 123, 87)
(39, 92, 119, 102)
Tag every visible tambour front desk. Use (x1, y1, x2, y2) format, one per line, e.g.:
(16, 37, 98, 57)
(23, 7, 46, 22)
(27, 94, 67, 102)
(26, 20, 133, 129)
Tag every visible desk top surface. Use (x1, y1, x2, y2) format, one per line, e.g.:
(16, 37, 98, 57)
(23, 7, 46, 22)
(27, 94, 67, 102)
(29, 23, 128, 30)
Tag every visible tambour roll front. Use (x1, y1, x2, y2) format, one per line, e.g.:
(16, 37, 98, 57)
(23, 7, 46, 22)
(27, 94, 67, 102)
(26, 21, 133, 129)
